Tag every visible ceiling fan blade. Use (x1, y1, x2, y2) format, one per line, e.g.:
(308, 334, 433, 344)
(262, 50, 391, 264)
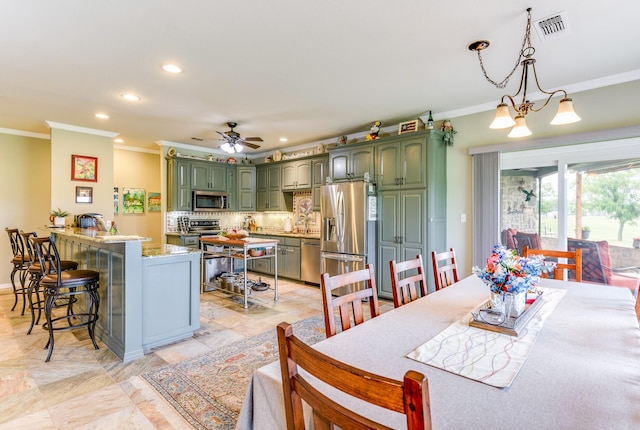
(243, 137, 264, 142)
(241, 141, 261, 149)
(216, 130, 231, 139)
(191, 136, 218, 142)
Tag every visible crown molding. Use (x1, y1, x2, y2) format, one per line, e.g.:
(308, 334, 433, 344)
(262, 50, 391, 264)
(0, 127, 49, 140)
(45, 121, 119, 138)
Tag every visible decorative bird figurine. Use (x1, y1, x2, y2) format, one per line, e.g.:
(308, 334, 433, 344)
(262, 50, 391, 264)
(522, 189, 536, 201)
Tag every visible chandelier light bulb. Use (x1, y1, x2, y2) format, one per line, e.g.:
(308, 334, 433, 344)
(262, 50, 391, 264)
(550, 98, 582, 125)
(489, 103, 516, 129)
(508, 115, 532, 138)
(234, 143, 243, 152)
(220, 142, 232, 153)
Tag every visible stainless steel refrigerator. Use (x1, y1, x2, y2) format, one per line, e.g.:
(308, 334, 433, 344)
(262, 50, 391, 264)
(320, 181, 377, 295)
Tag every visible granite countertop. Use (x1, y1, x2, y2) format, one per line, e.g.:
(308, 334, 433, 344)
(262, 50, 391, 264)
(49, 227, 151, 243)
(250, 231, 320, 240)
(165, 230, 320, 240)
(142, 243, 202, 257)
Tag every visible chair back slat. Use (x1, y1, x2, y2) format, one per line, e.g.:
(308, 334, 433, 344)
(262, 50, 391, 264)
(278, 322, 432, 430)
(389, 255, 427, 308)
(523, 246, 583, 282)
(431, 248, 459, 291)
(320, 264, 380, 338)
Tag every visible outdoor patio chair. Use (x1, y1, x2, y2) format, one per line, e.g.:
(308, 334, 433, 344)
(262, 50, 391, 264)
(567, 238, 640, 319)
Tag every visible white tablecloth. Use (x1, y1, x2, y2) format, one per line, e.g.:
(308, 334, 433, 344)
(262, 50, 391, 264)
(236, 276, 640, 430)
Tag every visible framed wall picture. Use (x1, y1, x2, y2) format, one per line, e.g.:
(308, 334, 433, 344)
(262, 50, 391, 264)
(76, 186, 93, 203)
(123, 188, 145, 214)
(71, 155, 98, 182)
(148, 192, 161, 212)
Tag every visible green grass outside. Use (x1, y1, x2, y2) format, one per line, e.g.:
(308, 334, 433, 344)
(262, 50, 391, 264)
(540, 214, 640, 247)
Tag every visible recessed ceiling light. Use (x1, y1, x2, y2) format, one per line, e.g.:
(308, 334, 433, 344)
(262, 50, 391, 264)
(95, 113, 109, 119)
(114, 138, 124, 143)
(121, 93, 141, 102)
(279, 137, 288, 142)
(162, 64, 182, 74)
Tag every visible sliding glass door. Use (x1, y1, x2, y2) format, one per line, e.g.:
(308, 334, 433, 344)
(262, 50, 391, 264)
(500, 139, 640, 283)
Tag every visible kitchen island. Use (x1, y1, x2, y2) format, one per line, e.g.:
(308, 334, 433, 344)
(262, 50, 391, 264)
(50, 229, 201, 362)
(200, 236, 279, 308)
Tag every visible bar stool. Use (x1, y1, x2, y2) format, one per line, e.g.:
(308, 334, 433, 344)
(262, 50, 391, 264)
(31, 236, 100, 362)
(21, 231, 78, 335)
(5, 228, 30, 315)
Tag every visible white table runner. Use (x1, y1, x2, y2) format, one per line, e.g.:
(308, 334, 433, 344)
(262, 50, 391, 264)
(407, 287, 566, 388)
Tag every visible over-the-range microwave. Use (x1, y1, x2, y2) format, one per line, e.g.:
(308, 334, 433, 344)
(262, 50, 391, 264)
(192, 191, 228, 211)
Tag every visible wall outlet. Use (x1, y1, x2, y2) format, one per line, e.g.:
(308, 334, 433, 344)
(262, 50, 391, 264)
(460, 213, 467, 223)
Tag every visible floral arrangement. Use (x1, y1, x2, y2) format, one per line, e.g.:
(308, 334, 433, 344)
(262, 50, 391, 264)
(472, 245, 554, 294)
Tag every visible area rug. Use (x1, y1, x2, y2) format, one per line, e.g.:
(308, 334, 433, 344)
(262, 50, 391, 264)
(143, 314, 327, 430)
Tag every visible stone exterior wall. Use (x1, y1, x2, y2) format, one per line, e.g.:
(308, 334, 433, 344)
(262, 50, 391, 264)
(501, 175, 538, 233)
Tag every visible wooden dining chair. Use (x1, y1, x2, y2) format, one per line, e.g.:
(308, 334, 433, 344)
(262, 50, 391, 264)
(277, 322, 432, 430)
(320, 264, 380, 338)
(389, 255, 427, 308)
(523, 246, 583, 282)
(431, 248, 459, 291)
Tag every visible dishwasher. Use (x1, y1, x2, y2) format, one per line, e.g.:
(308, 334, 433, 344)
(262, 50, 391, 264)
(301, 239, 321, 285)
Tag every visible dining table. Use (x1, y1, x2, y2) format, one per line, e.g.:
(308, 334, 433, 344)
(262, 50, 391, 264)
(235, 275, 640, 430)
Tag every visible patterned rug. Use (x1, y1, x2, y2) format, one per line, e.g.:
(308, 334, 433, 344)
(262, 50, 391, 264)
(143, 314, 327, 429)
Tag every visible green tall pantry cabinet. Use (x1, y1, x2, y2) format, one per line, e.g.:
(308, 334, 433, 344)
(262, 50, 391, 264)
(375, 130, 446, 298)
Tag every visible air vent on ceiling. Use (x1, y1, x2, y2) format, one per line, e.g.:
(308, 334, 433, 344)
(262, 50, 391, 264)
(533, 10, 571, 42)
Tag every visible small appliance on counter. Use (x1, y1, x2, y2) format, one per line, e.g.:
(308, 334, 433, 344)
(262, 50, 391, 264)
(75, 213, 106, 230)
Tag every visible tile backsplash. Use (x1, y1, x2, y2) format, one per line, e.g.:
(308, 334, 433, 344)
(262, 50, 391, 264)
(166, 191, 320, 235)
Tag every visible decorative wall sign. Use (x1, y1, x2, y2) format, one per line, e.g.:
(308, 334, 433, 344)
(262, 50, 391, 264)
(76, 186, 93, 203)
(71, 155, 98, 182)
(148, 192, 161, 212)
(122, 188, 145, 214)
(398, 119, 424, 135)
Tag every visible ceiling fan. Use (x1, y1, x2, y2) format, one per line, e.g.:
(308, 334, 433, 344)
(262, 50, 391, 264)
(192, 121, 263, 154)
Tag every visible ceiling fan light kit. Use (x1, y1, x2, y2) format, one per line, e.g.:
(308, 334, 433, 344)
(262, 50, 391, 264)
(193, 121, 263, 154)
(469, 7, 581, 138)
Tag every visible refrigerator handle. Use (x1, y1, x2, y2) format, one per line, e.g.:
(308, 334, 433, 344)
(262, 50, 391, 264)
(337, 190, 345, 243)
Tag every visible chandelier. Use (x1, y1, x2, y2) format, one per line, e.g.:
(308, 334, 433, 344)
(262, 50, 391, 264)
(468, 7, 581, 138)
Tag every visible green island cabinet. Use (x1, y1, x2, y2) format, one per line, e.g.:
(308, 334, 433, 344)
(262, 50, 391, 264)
(282, 159, 312, 190)
(166, 157, 192, 211)
(329, 144, 375, 181)
(374, 130, 447, 298)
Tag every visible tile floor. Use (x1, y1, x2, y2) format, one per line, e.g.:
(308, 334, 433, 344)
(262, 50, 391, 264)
(0, 275, 392, 429)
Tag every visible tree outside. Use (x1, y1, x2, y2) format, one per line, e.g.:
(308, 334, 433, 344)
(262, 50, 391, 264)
(582, 170, 640, 241)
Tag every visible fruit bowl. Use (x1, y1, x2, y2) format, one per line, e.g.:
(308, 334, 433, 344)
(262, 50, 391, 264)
(249, 248, 265, 257)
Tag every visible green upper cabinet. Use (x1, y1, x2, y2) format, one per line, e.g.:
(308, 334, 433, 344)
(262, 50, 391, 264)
(191, 160, 227, 191)
(237, 165, 256, 211)
(167, 157, 192, 211)
(329, 145, 375, 181)
(226, 167, 237, 211)
(376, 135, 426, 190)
(257, 164, 287, 211)
(312, 156, 328, 210)
(282, 160, 312, 190)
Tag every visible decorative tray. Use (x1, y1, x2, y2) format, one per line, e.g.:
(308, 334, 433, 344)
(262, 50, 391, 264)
(469, 291, 545, 336)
